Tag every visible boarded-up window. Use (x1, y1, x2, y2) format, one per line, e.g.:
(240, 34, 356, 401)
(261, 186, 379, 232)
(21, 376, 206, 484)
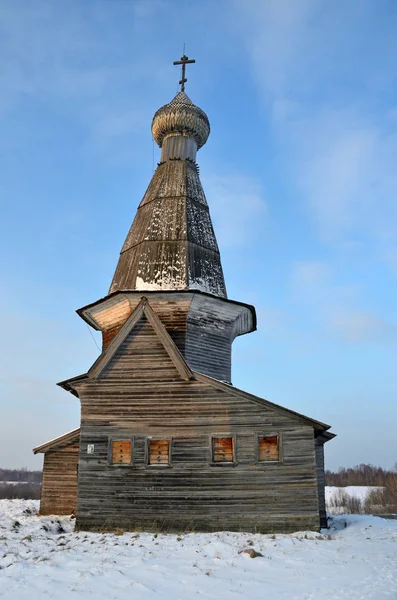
(149, 439, 170, 465)
(111, 440, 132, 465)
(212, 436, 234, 463)
(258, 436, 279, 461)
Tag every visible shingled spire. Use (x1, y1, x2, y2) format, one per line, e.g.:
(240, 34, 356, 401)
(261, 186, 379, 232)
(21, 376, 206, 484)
(79, 59, 256, 383)
(109, 89, 227, 298)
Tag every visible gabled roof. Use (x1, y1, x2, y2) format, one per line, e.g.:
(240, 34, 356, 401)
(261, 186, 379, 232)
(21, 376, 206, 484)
(56, 297, 334, 438)
(33, 428, 80, 454)
(88, 297, 194, 381)
(194, 372, 333, 434)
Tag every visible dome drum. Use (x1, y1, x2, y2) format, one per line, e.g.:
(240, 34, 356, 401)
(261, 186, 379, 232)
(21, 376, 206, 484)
(161, 134, 197, 161)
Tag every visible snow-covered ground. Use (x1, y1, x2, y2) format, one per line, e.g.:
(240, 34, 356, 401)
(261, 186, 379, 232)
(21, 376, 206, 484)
(325, 485, 382, 514)
(326, 485, 381, 505)
(1, 500, 397, 599)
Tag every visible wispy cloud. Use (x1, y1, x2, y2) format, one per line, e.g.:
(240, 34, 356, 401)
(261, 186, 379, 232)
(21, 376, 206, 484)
(0, 2, 165, 160)
(286, 111, 397, 248)
(202, 173, 267, 247)
(291, 260, 397, 344)
(232, 0, 397, 260)
(330, 311, 397, 344)
(291, 260, 329, 291)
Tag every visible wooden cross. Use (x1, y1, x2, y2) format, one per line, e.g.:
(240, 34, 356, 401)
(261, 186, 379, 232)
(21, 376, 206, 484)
(173, 54, 195, 92)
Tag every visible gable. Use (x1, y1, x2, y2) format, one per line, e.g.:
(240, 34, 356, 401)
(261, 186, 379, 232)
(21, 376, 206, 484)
(59, 299, 332, 437)
(100, 314, 182, 382)
(88, 298, 193, 382)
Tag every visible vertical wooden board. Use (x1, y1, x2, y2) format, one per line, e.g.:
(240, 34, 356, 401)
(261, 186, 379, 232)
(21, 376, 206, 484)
(315, 438, 327, 526)
(135, 241, 188, 291)
(186, 160, 208, 207)
(109, 159, 227, 298)
(258, 436, 279, 461)
(186, 200, 219, 252)
(149, 439, 170, 465)
(212, 437, 234, 462)
(112, 440, 131, 464)
(186, 244, 226, 297)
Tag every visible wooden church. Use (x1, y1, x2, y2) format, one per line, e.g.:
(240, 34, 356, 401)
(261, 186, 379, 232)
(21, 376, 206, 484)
(34, 56, 335, 532)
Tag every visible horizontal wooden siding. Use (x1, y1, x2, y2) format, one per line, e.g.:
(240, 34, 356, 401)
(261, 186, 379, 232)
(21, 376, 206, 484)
(40, 441, 79, 515)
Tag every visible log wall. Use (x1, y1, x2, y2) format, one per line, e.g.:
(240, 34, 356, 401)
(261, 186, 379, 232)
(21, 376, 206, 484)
(74, 316, 321, 533)
(40, 441, 79, 515)
(99, 295, 245, 382)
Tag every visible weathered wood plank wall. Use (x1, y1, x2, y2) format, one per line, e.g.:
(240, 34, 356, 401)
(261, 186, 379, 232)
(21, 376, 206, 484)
(40, 441, 78, 515)
(74, 316, 321, 533)
(102, 298, 190, 351)
(100, 296, 240, 382)
(315, 438, 327, 527)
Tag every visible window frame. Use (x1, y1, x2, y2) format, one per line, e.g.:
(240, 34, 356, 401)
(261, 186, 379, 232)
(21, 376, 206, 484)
(210, 434, 237, 466)
(146, 437, 172, 468)
(108, 437, 134, 467)
(255, 433, 282, 464)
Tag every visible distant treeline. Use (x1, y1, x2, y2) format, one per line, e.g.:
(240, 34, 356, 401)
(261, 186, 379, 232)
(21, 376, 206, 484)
(0, 469, 42, 500)
(325, 463, 396, 487)
(0, 469, 42, 484)
(326, 464, 397, 513)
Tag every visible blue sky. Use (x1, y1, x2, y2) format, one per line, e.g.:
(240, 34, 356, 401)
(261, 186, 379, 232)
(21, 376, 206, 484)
(1, 0, 396, 470)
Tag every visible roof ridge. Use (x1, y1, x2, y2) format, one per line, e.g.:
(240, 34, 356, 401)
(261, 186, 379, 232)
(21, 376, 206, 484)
(193, 371, 333, 433)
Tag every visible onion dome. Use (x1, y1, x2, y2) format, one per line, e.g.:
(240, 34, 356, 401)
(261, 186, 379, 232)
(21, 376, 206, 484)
(151, 91, 210, 150)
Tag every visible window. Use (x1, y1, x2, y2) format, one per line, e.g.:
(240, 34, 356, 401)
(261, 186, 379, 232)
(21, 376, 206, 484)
(258, 435, 279, 462)
(148, 439, 170, 466)
(212, 436, 235, 463)
(111, 440, 132, 465)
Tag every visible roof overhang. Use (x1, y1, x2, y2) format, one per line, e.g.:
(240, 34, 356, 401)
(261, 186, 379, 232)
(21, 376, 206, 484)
(57, 298, 334, 438)
(57, 373, 88, 397)
(76, 290, 257, 335)
(316, 430, 337, 443)
(194, 372, 334, 435)
(33, 428, 80, 454)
